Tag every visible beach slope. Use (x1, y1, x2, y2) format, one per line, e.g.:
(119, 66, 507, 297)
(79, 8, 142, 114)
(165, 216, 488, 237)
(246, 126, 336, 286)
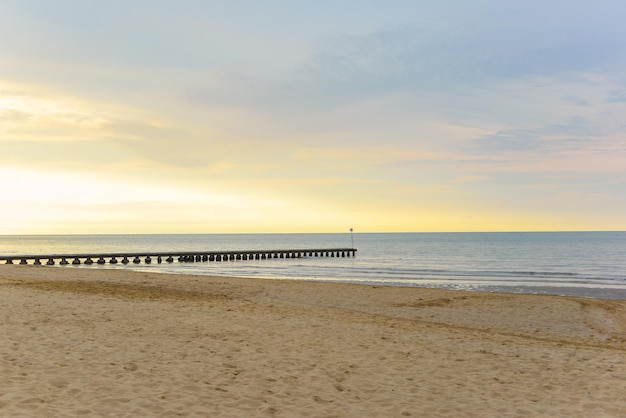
(1, 265, 625, 417)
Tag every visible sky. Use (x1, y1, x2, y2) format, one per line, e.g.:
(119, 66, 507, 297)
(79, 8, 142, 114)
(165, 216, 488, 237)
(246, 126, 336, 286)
(1, 0, 625, 234)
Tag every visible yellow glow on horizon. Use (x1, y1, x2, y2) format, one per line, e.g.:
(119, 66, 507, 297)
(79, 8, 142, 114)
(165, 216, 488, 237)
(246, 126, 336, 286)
(0, 167, 353, 235)
(1, 166, 623, 235)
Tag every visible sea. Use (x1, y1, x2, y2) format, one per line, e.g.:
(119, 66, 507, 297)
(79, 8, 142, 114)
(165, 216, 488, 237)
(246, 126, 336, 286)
(1, 232, 626, 299)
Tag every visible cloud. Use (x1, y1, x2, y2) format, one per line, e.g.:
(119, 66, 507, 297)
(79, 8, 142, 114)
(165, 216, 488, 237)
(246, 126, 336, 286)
(472, 116, 598, 153)
(184, 0, 626, 140)
(0, 109, 32, 122)
(475, 129, 542, 153)
(279, 6, 626, 105)
(606, 89, 626, 103)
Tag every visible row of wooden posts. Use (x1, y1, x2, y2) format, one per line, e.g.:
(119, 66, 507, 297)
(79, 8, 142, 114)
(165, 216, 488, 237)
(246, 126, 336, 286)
(0, 248, 357, 266)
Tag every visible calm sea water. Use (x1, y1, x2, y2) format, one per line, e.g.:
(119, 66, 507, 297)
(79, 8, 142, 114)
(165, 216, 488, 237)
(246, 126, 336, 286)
(1, 232, 625, 299)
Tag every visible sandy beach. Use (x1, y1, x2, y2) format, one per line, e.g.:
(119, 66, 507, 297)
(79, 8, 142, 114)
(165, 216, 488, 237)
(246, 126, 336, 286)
(1, 265, 625, 417)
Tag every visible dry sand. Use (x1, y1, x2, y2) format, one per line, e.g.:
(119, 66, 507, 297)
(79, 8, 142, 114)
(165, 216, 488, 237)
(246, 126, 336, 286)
(1, 265, 625, 417)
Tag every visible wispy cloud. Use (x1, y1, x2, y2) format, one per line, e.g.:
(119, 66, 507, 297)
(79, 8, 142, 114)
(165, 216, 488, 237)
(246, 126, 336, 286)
(1, 1, 625, 232)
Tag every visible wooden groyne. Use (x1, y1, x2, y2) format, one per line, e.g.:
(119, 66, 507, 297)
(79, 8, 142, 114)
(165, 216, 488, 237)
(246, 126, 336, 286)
(0, 248, 357, 266)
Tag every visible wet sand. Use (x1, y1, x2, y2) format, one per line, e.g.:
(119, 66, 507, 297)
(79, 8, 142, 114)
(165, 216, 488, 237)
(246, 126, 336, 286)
(1, 265, 625, 417)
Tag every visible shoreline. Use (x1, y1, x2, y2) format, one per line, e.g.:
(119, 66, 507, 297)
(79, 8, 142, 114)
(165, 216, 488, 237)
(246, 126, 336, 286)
(33, 263, 626, 301)
(1, 265, 625, 416)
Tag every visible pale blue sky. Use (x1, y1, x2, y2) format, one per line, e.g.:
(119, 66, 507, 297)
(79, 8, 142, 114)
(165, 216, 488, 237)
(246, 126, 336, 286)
(1, 1, 625, 233)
